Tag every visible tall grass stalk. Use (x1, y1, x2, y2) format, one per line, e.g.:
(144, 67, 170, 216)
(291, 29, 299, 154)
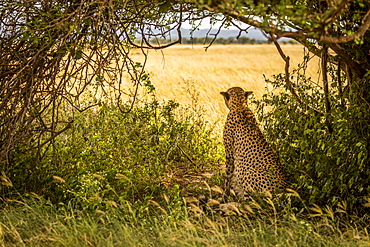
(1, 198, 368, 247)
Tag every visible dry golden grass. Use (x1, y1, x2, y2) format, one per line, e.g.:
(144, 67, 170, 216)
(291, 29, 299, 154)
(129, 44, 320, 125)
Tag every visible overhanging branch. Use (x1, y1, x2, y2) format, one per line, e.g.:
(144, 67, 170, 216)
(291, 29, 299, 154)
(272, 38, 324, 115)
(320, 9, 370, 43)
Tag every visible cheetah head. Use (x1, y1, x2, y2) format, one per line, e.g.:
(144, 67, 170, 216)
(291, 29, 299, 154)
(220, 87, 253, 110)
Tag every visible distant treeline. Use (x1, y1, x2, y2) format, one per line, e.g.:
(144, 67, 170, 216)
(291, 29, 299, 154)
(182, 37, 266, 44)
(137, 37, 297, 45)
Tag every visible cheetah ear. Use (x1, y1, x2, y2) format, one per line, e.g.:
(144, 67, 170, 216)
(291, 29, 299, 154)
(245, 91, 253, 99)
(220, 92, 230, 101)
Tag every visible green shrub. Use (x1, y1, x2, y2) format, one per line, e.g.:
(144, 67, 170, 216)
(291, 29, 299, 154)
(255, 68, 370, 213)
(2, 86, 223, 211)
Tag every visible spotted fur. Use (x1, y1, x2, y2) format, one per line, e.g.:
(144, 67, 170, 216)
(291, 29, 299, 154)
(221, 87, 287, 198)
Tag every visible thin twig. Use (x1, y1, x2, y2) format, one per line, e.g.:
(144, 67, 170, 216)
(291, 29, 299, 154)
(272, 37, 324, 115)
(205, 19, 227, 51)
(35, 121, 73, 150)
(177, 144, 198, 167)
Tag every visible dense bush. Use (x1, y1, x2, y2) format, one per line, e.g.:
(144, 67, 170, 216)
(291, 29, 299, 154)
(2, 87, 223, 210)
(255, 65, 370, 213)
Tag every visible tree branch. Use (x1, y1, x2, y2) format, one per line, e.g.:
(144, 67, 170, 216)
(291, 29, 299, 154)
(35, 121, 73, 150)
(327, 43, 366, 78)
(321, 44, 333, 133)
(273, 38, 324, 115)
(321, 45, 331, 115)
(320, 9, 370, 43)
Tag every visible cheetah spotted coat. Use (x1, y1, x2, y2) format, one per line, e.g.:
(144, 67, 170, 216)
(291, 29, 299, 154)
(221, 87, 287, 199)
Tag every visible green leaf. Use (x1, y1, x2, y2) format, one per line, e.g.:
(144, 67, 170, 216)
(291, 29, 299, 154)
(158, 1, 171, 13)
(73, 50, 83, 60)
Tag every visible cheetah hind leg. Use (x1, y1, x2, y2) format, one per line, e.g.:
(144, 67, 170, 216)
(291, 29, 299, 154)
(222, 174, 240, 202)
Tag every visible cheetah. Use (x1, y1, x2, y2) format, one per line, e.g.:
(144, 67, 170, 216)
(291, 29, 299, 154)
(220, 87, 287, 199)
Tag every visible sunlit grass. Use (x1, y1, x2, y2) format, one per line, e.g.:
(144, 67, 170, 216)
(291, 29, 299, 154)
(1, 198, 367, 247)
(129, 44, 320, 127)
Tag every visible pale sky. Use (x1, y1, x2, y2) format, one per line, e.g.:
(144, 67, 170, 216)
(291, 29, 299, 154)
(181, 17, 249, 30)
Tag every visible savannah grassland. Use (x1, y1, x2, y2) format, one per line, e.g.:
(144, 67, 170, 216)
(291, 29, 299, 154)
(2, 45, 369, 247)
(129, 44, 320, 128)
